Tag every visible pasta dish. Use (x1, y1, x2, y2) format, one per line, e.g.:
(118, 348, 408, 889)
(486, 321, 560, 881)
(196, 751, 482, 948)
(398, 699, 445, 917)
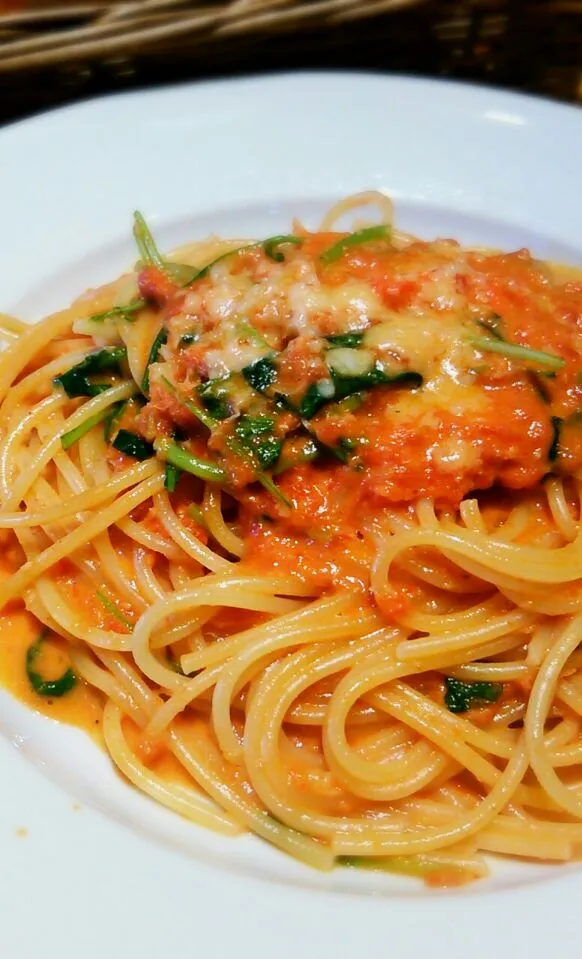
(2, 192, 582, 887)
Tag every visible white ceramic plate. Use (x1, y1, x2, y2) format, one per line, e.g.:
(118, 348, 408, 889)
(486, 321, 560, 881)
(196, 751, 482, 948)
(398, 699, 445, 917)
(1, 72, 581, 959)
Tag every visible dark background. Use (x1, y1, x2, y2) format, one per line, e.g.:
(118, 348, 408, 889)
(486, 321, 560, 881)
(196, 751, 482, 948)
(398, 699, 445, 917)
(0, 0, 581, 126)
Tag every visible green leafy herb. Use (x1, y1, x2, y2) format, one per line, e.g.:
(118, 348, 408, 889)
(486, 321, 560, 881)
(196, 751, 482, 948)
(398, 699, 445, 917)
(320, 224, 391, 265)
(60, 407, 112, 451)
(112, 429, 154, 461)
(528, 371, 551, 404)
(179, 332, 199, 347)
(326, 332, 365, 348)
(142, 327, 167, 396)
(133, 211, 199, 286)
(300, 366, 422, 420)
(549, 415, 563, 462)
(166, 651, 185, 675)
(88, 299, 146, 324)
(476, 314, 504, 341)
(155, 438, 227, 483)
(198, 377, 234, 420)
(237, 321, 271, 350)
(471, 336, 565, 372)
(164, 463, 181, 493)
(54, 346, 127, 398)
(187, 503, 207, 527)
(263, 235, 303, 262)
(160, 376, 216, 431)
(274, 436, 320, 474)
(242, 355, 278, 393)
(444, 676, 503, 714)
(95, 590, 134, 630)
(26, 634, 76, 698)
(234, 415, 282, 470)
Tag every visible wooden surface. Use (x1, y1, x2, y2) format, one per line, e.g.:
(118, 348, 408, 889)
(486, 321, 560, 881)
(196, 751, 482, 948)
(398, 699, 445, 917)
(0, 1, 580, 125)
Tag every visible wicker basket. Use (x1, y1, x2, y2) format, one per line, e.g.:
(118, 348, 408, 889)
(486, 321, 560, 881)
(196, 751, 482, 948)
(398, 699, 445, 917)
(0, 0, 422, 72)
(0, 2, 581, 106)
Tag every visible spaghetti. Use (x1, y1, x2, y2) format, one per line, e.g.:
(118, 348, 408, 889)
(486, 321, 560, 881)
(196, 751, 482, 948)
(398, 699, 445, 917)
(2, 192, 582, 886)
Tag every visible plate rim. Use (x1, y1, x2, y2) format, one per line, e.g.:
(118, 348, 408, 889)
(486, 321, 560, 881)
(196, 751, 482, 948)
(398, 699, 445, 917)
(1, 70, 582, 959)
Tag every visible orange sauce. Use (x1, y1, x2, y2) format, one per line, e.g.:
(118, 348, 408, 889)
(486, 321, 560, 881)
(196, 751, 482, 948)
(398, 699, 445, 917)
(0, 548, 104, 741)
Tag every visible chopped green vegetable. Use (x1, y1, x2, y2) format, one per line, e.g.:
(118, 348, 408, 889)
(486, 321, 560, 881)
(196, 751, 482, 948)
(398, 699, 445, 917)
(60, 406, 111, 451)
(133, 211, 199, 285)
(549, 415, 563, 462)
(471, 336, 565, 372)
(103, 400, 127, 442)
(95, 590, 134, 630)
(234, 415, 282, 470)
(242, 355, 278, 393)
(339, 855, 469, 882)
(237, 321, 271, 350)
(187, 503, 207, 527)
(54, 346, 127, 399)
(166, 651, 185, 675)
(444, 676, 502, 714)
(155, 438, 227, 483)
(198, 376, 234, 420)
(88, 299, 146, 324)
(528, 371, 551, 404)
(112, 429, 154, 461)
(263, 235, 303, 262)
(326, 332, 365, 348)
(142, 327, 167, 396)
(160, 375, 216, 431)
(26, 634, 76, 698)
(179, 332, 199, 347)
(320, 224, 391, 265)
(164, 463, 181, 492)
(475, 314, 504, 341)
(300, 365, 422, 419)
(274, 436, 320, 474)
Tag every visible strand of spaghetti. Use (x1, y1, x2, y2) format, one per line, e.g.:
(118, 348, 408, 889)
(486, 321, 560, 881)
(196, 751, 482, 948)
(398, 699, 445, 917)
(447, 660, 530, 682)
(327, 678, 503, 787)
(327, 739, 456, 804)
(70, 648, 147, 723)
(243, 642, 528, 848)
(545, 476, 579, 542)
(117, 517, 185, 562)
(153, 620, 384, 739)
(376, 524, 582, 585)
(0, 392, 65, 502)
(179, 593, 361, 674)
(99, 650, 334, 869)
(35, 578, 133, 651)
(0, 312, 26, 335)
(1, 381, 138, 511)
(0, 348, 89, 422)
(131, 581, 307, 692)
(383, 591, 511, 636)
(211, 620, 393, 763)
(459, 498, 488, 534)
(102, 701, 242, 835)
(0, 471, 164, 609)
(154, 490, 232, 573)
(525, 614, 582, 817)
(202, 486, 244, 557)
(502, 582, 582, 616)
(0, 459, 159, 528)
(132, 547, 167, 603)
(331, 743, 527, 855)
(318, 190, 393, 231)
(0, 307, 81, 404)
(396, 607, 534, 660)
